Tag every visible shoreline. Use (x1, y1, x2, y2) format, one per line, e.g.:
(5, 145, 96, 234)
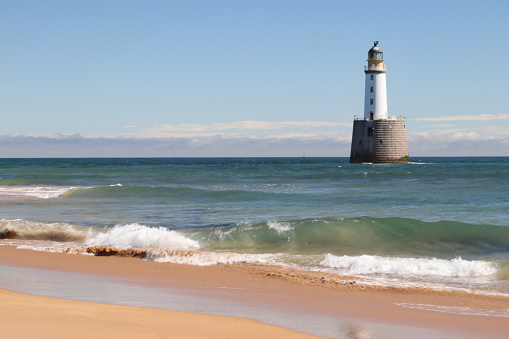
(1, 244, 509, 338)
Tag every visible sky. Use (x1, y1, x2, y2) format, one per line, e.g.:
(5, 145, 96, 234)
(1, 0, 508, 157)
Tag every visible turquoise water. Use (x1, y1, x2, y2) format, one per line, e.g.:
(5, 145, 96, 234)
(1, 157, 508, 294)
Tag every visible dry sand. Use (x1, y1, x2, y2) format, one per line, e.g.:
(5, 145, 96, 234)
(1, 244, 508, 338)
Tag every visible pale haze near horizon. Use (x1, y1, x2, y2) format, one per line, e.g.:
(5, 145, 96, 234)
(1, 0, 508, 157)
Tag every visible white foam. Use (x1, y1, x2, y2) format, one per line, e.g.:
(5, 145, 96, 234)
(267, 220, 293, 234)
(0, 186, 84, 199)
(0, 239, 85, 253)
(395, 303, 509, 318)
(146, 249, 274, 266)
(321, 254, 497, 277)
(86, 223, 200, 250)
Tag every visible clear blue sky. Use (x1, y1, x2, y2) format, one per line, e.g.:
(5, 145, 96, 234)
(1, 0, 508, 157)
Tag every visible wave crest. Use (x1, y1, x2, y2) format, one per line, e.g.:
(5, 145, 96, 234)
(191, 217, 509, 257)
(85, 223, 200, 250)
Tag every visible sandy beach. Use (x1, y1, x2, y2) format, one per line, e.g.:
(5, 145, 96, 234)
(1, 244, 508, 338)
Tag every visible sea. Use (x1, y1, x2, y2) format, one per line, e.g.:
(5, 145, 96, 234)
(1, 157, 508, 296)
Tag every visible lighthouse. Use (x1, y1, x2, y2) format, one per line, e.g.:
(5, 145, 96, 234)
(350, 41, 409, 163)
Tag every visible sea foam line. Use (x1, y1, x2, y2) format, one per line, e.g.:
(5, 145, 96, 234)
(395, 303, 509, 318)
(321, 254, 498, 277)
(146, 248, 275, 266)
(0, 186, 86, 199)
(2, 238, 508, 297)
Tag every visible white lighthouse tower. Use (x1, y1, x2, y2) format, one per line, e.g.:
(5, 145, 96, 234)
(350, 41, 409, 163)
(364, 41, 388, 120)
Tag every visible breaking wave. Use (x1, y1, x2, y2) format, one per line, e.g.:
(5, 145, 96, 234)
(3, 217, 509, 259)
(188, 217, 509, 258)
(85, 223, 200, 250)
(1, 218, 507, 281)
(0, 219, 90, 242)
(321, 254, 498, 277)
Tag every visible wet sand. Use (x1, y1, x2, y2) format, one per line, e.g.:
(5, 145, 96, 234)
(0, 289, 317, 339)
(1, 244, 508, 338)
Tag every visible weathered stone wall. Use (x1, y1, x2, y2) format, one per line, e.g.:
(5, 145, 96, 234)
(350, 119, 409, 163)
(350, 120, 372, 163)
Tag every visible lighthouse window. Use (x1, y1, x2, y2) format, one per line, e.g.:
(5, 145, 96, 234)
(370, 99, 373, 105)
(370, 86, 373, 93)
(370, 75, 374, 80)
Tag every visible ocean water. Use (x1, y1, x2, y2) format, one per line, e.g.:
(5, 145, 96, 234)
(1, 157, 508, 295)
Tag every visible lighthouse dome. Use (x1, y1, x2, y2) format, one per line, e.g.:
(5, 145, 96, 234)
(368, 42, 383, 60)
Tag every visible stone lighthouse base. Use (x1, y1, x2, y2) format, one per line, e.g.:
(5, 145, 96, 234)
(350, 118, 409, 164)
